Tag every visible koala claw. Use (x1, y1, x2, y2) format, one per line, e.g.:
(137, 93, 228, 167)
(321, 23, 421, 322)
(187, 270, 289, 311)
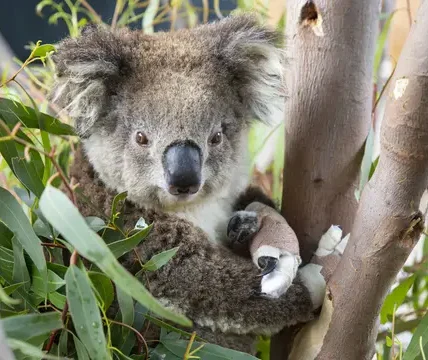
(257, 256, 278, 276)
(227, 210, 259, 245)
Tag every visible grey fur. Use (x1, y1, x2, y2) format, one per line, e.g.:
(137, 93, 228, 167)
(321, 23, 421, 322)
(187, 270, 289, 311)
(52, 14, 320, 354)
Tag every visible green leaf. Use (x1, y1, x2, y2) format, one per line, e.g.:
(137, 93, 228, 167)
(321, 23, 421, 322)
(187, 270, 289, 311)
(1, 312, 62, 340)
(8, 338, 63, 360)
(381, 275, 415, 324)
(31, 266, 65, 297)
(12, 237, 31, 292)
(108, 226, 152, 259)
(0, 129, 44, 188)
(369, 156, 379, 180)
(72, 332, 91, 360)
(49, 291, 67, 310)
(355, 125, 375, 202)
(142, 247, 179, 272)
(374, 12, 395, 79)
(117, 286, 134, 345)
(403, 311, 428, 360)
(0, 187, 47, 289)
(386, 336, 393, 347)
(58, 329, 68, 357)
(65, 265, 110, 360)
(88, 271, 114, 311)
(86, 216, 106, 233)
(12, 157, 45, 198)
(0, 98, 75, 135)
(39, 186, 192, 327)
(150, 344, 181, 360)
(161, 339, 259, 360)
(30, 43, 56, 59)
(0, 283, 20, 306)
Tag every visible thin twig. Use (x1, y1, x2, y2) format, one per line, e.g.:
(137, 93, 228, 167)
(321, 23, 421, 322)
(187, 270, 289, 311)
(111, 0, 124, 30)
(109, 319, 149, 359)
(41, 242, 66, 249)
(45, 250, 79, 353)
(80, 0, 102, 23)
(183, 332, 197, 360)
(406, 0, 413, 28)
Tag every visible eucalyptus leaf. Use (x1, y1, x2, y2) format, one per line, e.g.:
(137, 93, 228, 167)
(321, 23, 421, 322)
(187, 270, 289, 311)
(0, 129, 44, 188)
(31, 266, 65, 297)
(380, 275, 415, 324)
(8, 338, 63, 360)
(30, 43, 56, 59)
(142, 247, 179, 272)
(117, 286, 134, 347)
(88, 271, 114, 311)
(39, 186, 192, 327)
(0, 187, 47, 287)
(11, 157, 45, 198)
(65, 265, 110, 360)
(162, 339, 259, 360)
(0, 283, 20, 306)
(1, 312, 62, 341)
(0, 98, 75, 135)
(403, 311, 428, 360)
(108, 225, 152, 259)
(85, 217, 106, 233)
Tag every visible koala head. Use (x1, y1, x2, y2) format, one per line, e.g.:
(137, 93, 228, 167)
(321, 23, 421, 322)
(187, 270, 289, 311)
(51, 14, 286, 210)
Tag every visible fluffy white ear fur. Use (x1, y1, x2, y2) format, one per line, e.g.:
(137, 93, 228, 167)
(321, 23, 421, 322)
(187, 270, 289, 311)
(216, 14, 287, 125)
(51, 60, 119, 137)
(240, 42, 286, 126)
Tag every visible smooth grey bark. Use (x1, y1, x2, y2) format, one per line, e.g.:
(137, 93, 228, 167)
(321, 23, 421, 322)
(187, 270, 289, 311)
(280, 0, 379, 262)
(271, 0, 379, 358)
(316, 1, 428, 357)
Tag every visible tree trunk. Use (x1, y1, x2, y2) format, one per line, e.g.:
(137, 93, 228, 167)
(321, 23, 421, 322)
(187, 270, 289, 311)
(280, 0, 379, 263)
(315, 1, 428, 357)
(271, 0, 379, 357)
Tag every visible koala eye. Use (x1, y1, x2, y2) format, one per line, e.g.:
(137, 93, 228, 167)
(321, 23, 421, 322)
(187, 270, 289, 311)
(136, 131, 149, 146)
(209, 130, 223, 146)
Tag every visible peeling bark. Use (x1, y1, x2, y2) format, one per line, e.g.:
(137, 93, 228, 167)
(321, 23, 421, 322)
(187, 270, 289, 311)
(314, 1, 428, 357)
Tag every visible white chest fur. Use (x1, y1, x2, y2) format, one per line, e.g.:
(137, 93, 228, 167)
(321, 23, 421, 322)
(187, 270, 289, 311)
(169, 197, 232, 243)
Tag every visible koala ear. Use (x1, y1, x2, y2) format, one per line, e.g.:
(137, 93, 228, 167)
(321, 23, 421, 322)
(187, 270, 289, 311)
(210, 13, 286, 125)
(50, 26, 130, 138)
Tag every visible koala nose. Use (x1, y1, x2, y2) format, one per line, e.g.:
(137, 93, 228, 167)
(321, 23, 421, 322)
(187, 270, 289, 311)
(163, 142, 202, 196)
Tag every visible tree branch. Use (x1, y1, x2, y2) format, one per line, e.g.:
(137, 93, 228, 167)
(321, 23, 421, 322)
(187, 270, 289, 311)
(272, 0, 379, 357)
(280, 0, 379, 262)
(315, 2, 428, 358)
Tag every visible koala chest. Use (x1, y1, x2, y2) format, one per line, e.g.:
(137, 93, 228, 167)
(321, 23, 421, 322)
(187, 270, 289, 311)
(170, 199, 233, 243)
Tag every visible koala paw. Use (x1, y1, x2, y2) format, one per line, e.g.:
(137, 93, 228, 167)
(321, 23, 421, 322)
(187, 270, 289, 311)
(260, 253, 301, 298)
(227, 211, 259, 245)
(298, 263, 326, 310)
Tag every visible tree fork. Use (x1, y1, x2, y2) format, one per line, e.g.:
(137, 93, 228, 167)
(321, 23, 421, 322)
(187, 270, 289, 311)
(315, 1, 428, 357)
(272, 0, 379, 358)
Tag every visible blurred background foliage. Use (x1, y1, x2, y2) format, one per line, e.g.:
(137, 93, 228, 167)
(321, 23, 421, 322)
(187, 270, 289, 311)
(0, 0, 427, 359)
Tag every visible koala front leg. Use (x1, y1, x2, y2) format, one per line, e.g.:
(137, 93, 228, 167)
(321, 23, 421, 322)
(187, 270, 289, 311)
(127, 214, 324, 336)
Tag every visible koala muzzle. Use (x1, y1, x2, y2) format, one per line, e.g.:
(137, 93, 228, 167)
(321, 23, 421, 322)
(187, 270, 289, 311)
(163, 142, 202, 196)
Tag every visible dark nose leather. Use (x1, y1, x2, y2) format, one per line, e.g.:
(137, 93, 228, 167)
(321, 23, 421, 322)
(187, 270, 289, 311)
(163, 142, 202, 195)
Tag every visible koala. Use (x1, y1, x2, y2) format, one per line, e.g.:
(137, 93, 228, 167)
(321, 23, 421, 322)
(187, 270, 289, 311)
(51, 14, 328, 354)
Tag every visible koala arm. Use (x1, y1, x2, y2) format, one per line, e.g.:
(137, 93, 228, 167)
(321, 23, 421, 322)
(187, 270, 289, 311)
(123, 211, 320, 336)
